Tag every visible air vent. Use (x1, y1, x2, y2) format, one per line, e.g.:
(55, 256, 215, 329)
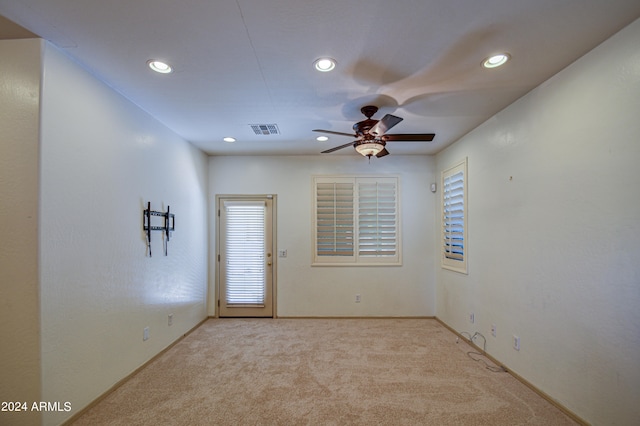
(250, 124, 280, 135)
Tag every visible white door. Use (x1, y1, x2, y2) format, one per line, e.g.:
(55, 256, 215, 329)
(218, 197, 274, 317)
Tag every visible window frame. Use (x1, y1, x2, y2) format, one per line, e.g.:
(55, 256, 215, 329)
(312, 175, 401, 266)
(441, 158, 468, 274)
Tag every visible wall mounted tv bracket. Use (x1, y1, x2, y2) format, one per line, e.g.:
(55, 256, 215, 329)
(143, 202, 175, 257)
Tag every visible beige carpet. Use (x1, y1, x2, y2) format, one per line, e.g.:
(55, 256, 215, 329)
(71, 319, 577, 425)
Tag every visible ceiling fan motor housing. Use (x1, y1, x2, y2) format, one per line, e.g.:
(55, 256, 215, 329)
(353, 119, 378, 136)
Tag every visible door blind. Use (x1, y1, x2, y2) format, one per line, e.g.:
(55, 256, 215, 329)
(358, 181, 397, 256)
(443, 169, 465, 262)
(316, 182, 354, 256)
(224, 201, 266, 306)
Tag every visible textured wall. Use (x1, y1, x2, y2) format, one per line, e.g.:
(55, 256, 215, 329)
(0, 39, 42, 426)
(435, 18, 640, 425)
(209, 155, 437, 318)
(38, 43, 208, 424)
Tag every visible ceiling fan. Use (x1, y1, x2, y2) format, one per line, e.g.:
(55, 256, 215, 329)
(313, 105, 435, 159)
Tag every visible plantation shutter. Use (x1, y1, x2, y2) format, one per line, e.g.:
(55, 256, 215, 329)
(442, 159, 467, 273)
(224, 201, 266, 306)
(316, 182, 354, 257)
(313, 176, 401, 265)
(358, 180, 397, 257)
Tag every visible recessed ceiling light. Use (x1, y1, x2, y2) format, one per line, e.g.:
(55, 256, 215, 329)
(223, 137, 236, 143)
(483, 53, 510, 69)
(316, 136, 329, 142)
(314, 57, 336, 72)
(147, 60, 173, 74)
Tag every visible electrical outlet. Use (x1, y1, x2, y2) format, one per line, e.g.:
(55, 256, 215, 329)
(143, 327, 149, 341)
(278, 249, 287, 258)
(491, 324, 497, 337)
(513, 335, 520, 351)
(355, 294, 361, 303)
(469, 313, 475, 324)
(168, 314, 173, 326)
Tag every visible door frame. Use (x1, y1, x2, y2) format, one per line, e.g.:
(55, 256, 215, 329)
(215, 194, 277, 318)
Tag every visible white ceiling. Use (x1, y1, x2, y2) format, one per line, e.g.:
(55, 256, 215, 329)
(1, 1, 639, 157)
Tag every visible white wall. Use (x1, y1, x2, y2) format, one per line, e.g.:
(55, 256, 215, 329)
(435, 18, 640, 425)
(0, 38, 43, 426)
(38, 43, 208, 425)
(209, 155, 436, 317)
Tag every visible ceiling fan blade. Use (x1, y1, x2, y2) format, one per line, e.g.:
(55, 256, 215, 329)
(376, 148, 390, 158)
(383, 133, 435, 142)
(321, 141, 355, 154)
(369, 114, 403, 136)
(313, 129, 356, 137)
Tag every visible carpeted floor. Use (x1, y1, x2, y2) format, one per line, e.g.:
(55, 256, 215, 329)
(71, 318, 578, 425)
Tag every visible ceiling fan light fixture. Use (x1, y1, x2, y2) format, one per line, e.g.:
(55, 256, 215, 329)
(223, 137, 236, 143)
(314, 57, 336, 72)
(483, 53, 510, 68)
(147, 59, 173, 74)
(316, 136, 329, 142)
(355, 142, 383, 157)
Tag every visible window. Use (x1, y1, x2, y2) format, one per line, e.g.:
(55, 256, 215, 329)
(313, 176, 400, 265)
(223, 201, 267, 305)
(442, 159, 468, 273)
